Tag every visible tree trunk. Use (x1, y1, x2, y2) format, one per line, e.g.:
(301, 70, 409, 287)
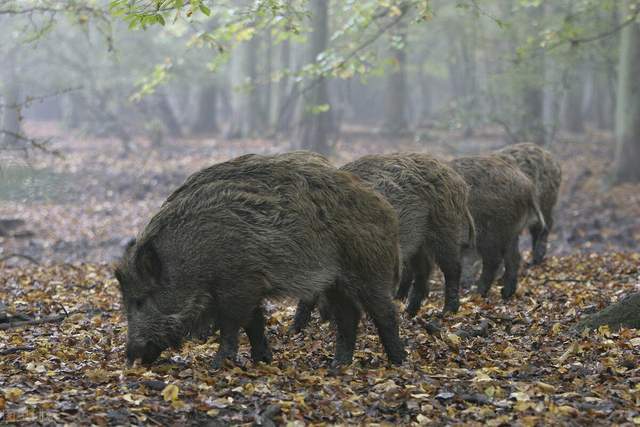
(156, 92, 182, 137)
(576, 293, 640, 331)
(517, 5, 545, 145)
(564, 71, 585, 134)
(383, 20, 409, 135)
(613, 2, 640, 183)
(263, 30, 273, 133)
(192, 85, 219, 135)
(2, 50, 21, 148)
(299, 0, 332, 154)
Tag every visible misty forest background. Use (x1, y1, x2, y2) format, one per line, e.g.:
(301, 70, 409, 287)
(1, 0, 640, 263)
(1, 0, 640, 425)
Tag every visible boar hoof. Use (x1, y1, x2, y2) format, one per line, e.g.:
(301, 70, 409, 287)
(330, 355, 353, 369)
(501, 287, 515, 300)
(405, 303, 420, 318)
(251, 347, 273, 364)
(442, 302, 460, 315)
(211, 353, 236, 369)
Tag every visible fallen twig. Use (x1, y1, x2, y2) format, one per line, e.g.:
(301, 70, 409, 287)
(542, 278, 590, 286)
(0, 253, 40, 265)
(0, 346, 35, 355)
(0, 314, 66, 330)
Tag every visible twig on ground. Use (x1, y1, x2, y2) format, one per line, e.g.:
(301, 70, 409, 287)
(0, 253, 40, 265)
(0, 314, 66, 330)
(0, 346, 36, 355)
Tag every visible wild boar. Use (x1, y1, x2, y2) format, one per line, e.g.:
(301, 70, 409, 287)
(115, 152, 406, 368)
(450, 155, 545, 299)
(495, 143, 562, 265)
(291, 153, 475, 330)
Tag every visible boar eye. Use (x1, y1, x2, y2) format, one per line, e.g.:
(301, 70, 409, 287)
(133, 298, 144, 309)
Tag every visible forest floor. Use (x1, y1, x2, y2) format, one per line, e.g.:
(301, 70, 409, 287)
(1, 122, 639, 424)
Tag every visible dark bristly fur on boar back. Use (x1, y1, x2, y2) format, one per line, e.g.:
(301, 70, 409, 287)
(495, 143, 562, 265)
(450, 155, 545, 300)
(115, 151, 406, 368)
(291, 153, 475, 331)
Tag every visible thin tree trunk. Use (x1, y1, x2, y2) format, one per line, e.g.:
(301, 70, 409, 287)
(192, 85, 219, 135)
(383, 20, 409, 135)
(299, 0, 332, 154)
(564, 69, 585, 134)
(156, 92, 182, 137)
(263, 30, 273, 133)
(2, 50, 21, 148)
(613, 2, 640, 183)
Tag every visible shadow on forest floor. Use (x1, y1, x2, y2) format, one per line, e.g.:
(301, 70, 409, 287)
(0, 121, 638, 265)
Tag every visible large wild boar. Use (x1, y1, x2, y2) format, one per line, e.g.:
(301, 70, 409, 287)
(450, 155, 545, 299)
(495, 143, 562, 265)
(291, 153, 475, 331)
(115, 152, 406, 368)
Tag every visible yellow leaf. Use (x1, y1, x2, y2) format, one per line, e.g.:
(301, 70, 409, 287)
(446, 333, 461, 348)
(551, 323, 562, 335)
(510, 391, 530, 402)
(514, 401, 533, 412)
(557, 342, 578, 364)
(598, 325, 611, 337)
(556, 405, 578, 416)
(122, 394, 143, 405)
(86, 368, 110, 383)
(416, 414, 431, 424)
(3, 387, 23, 402)
(411, 393, 430, 399)
(632, 416, 640, 425)
(162, 384, 179, 402)
(535, 381, 556, 393)
(484, 386, 496, 398)
(24, 396, 42, 405)
(502, 346, 517, 356)
(473, 371, 492, 382)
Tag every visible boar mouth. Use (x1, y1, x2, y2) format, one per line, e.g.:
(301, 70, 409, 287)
(126, 341, 164, 366)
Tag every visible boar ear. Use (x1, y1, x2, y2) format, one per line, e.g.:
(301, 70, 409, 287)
(114, 268, 125, 285)
(135, 240, 162, 281)
(125, 238, 136, 251)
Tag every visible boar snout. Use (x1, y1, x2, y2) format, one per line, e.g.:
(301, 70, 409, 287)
(126, 340, 163, 366)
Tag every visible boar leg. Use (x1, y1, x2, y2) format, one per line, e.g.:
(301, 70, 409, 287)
(406, 247, 433, 317)
(437, 244, 462, 314)
(501, 236, 521, 300)
(395, 262, 414, 301)
(290, 297, 318, 333)
(245, 306, 272, 364)
(360, 286, 407, 365)
(475, 253, 502, 298)
(317, 294, 334, 323)
(531, 213, 551, 265)
(212, 319, 240, 369)
(325, 286, 360, 366)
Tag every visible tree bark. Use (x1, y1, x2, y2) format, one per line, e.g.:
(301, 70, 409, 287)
(275, 37, 292, 133)
(2, 49, 21, 148)
(576, 293, 640, 331)
(613, 1, 640, 183)
(156, 91, 182, 137)
(299, 0, 332, 154)
(564, 67, 585, 134)
(383, 20, 409, 135)
(192, 85, 219, 135)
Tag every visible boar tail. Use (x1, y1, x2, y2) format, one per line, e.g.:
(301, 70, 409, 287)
(465, 206, 477, 249)
(529, 194, 546, 231)
(394, 242, 402, 290)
